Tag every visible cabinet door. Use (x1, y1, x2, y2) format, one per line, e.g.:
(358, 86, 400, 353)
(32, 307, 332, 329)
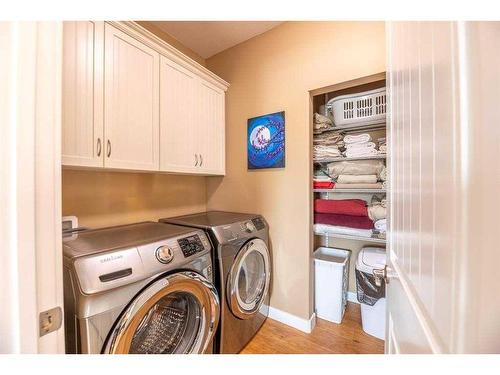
(197, 80, 225, 175)
(62, 21, 104, 167)
(104, 24, 160, 171)
(159, 57, 198, 173)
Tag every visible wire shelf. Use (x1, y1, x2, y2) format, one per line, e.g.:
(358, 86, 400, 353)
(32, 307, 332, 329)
(313, 188, 386, 193)
(314, 231, 387, 244)
(314, 154, 386, 164)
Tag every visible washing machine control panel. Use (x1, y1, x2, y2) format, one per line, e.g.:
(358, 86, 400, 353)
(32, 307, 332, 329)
(178, 234, 206, 258)
(240, 221, 256, 233)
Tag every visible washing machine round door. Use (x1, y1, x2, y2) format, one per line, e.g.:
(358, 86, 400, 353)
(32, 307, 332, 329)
(227, 238, 271, 319)
(103, 271, 219, 354)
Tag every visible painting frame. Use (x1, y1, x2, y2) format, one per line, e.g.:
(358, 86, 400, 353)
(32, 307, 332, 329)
(247, 111, 286, 170)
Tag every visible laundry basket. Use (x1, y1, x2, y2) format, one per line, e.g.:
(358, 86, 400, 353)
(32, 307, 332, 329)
(314, 247, 350, 324)
(326, 87, 386, 127)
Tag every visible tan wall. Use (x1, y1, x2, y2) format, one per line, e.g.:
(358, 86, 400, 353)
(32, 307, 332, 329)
(136, 21, 206, 67)
(62, 170, 206, 228)
(206, 21, 386, 320)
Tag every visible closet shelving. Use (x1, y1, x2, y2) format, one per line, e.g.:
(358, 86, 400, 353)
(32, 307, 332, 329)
(314, 232, 387, 244)
(313, 188, 386, 193)
(314, 153, 386, 164)
(311, 73, 387, 245)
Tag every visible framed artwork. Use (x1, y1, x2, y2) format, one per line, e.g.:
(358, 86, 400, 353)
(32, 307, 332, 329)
(247, 111, 285, 170)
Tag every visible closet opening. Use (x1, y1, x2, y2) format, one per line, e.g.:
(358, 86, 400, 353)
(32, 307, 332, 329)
(309, 72, 387, 352)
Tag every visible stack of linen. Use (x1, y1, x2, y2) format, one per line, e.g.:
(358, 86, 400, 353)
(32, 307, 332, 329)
(368, 196, 387, 239)
(378, 137, 387, 155)
(313, 198, 374, 238)
(313, 130, 344, 147)
(374, 219, 387, 239)
(313, 172, 334, 189)
(343, 133, 378, 158)
(327, 159, 385, 189)
(313, 130, 344, 162)
(313, 144, 341, 162)
(313, 113, 334, 134)
(380, 166, 388, 189)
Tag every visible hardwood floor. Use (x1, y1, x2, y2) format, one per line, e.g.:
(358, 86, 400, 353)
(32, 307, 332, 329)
(240, 302, 385, 354)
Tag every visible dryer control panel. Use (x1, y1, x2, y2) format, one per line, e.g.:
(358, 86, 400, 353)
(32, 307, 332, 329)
(178, 234, 207, 257)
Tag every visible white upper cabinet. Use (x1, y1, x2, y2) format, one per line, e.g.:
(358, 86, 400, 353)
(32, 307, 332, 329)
(62, 21, 104, 167)
(62, 21, 228, 175)
(104, 24, 160, 171)
(159, 57, 226, 175)
(197, 80, 225, 175)
(159, 57, 199, 173)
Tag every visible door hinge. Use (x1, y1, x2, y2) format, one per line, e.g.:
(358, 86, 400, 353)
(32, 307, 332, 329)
(39, 306, 62, 337)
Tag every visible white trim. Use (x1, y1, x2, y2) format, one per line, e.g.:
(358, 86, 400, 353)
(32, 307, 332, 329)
(347, 291, 359, 304)
(267, 306, 316, 333)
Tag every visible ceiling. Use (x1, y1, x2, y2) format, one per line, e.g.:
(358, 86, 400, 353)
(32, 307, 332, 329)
(148, 21, 283, 59)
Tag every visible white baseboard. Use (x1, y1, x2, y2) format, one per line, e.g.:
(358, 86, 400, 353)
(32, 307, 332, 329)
(267, 306, 316, 333)
(348, 291, 360, 304)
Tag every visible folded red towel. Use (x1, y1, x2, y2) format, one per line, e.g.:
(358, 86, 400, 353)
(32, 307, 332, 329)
(314, 213, 374, 229)
(314, 199, 368, 217)
(313, 181, 335, 189)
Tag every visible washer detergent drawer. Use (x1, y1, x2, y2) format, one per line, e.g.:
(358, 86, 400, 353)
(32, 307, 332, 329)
(74, 247, 145, 294)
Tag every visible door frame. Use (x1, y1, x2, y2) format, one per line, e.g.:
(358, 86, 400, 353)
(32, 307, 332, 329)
(0, 21, 64, 353)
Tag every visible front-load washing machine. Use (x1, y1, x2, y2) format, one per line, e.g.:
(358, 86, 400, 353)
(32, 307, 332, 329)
(63, 222, 219, 354)
(160, 211, 272, 353)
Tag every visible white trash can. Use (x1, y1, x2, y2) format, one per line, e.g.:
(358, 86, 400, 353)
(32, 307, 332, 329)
(314, 247, 350, 324)
(355, 247, 386, 340)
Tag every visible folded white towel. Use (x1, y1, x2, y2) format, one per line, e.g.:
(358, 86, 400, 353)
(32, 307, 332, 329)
(313, 145, 341, 161)
(344, 148, 379, 158)
(313, 224, 373, 238)
(374, 219, 387, 232)
(344, 133, 371, 144)
(345, 142, 376, 150)
(337, 174, 378, 184)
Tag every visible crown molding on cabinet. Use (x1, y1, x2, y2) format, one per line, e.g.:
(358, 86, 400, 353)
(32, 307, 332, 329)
(107, 21, 230, 91)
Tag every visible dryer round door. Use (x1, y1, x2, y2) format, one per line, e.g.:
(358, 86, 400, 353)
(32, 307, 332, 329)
(227, 238, 271, 320)
(103, 271, 219, 354)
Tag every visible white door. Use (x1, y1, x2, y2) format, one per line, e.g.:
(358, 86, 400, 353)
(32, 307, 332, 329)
(104, 23, 160, 171)
(386, 21, 460, 354)
(0, 22, 64, 354)
(386, 21, 500, 354)
(159, 56, 199, 173)
(197, 79, 225, 175)
(61, 21, 104, 167)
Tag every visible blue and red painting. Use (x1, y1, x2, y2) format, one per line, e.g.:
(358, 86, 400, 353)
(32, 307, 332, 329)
(247, 111, 285, 170)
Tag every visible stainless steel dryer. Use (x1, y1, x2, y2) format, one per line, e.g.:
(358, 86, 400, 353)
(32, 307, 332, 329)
(160, 211, 271, 354)
(63, 222, 219, 354)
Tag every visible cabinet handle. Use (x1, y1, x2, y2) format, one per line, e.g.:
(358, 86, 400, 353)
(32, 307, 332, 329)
(107, 140, 111, 158)
(96, 138, 102, 157)
(200, 154, 203, 167)
(194, 154, 198, 166)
